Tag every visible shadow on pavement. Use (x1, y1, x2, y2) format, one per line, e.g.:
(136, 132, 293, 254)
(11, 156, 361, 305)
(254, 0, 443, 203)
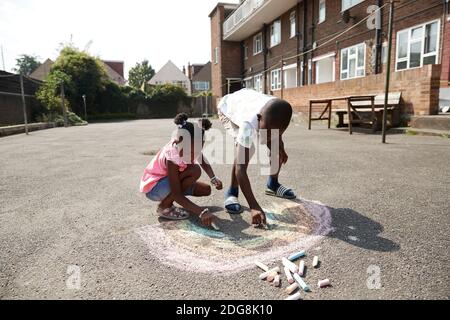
(327, 206, 400, 252)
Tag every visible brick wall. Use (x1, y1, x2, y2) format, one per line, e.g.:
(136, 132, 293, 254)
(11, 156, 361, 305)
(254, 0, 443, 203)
(273, 64, 441, 117)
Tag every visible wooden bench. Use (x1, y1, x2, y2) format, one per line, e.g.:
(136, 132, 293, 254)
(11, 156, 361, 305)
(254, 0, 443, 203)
(335, 92, 402, 132)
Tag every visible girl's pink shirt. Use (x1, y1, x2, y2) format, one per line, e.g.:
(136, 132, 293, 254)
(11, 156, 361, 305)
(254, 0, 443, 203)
(139, 140, 187, 194)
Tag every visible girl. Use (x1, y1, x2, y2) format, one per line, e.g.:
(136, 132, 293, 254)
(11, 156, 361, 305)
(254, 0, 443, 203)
(140, 113, 223, 228)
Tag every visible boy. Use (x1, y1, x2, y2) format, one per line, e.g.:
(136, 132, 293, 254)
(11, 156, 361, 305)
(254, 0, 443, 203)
(218, 88, 295, 227)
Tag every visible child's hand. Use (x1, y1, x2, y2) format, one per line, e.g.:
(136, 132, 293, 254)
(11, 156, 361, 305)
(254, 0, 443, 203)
(211, 177, 223, 190)
(251, 209, 267, 227)
(199, 208, 215, 227)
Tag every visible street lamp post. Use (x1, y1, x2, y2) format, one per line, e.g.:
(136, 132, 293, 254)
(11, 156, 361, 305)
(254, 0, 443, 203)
(82, 94, 87, 121)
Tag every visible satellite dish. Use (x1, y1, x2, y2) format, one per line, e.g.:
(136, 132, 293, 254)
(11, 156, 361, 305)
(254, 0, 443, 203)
(342, 10, 351, 23)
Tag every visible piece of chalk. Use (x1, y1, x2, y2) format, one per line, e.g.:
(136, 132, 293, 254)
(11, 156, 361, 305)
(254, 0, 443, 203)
(211, 222, 220, 231)
(318, 279, 331, 288)
(284, 292, 301, 300)
(298, 260, 305, 276)
(293, 273, 311, 292)
(258, 267, 280, 280)
(266, 271, 278, 282)
(282, 257, 298, 274)
(312, 256, 319, 268)
(284, 267, 294, 284)
(288, 250, 306, 261)
(285, 282, 299, 295)
(273, 275, 280, 287)
(254, 261, 269, 272)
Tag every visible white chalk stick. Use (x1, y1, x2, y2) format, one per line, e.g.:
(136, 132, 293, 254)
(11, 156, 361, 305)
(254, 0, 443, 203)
(258, 267, 280, 280)
(273, 275, 280, 287)
(282, 257, 298, 274)
(254, 261, 269, 272)
(284, 267, 294, 284)
(313, 256, 319, 268)
(284, 292, 301, 300)
(293, 273, 311, 292)
(288, 250, 306, 261)
(285, 282, 299, 295)
(318, 279, 330, 288)
(267, 271, 278, 282)
(298, 260, 305, 276)
(211, 222, 220, 231)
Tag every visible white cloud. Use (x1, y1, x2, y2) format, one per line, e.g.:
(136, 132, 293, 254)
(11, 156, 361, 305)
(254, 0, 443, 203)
(0, 0, 239, 77)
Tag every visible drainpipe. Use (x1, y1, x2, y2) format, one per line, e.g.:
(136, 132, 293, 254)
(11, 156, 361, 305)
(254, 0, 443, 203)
(296, 0, 301, 87)
(302, 0, 308, 85)
(263, 23, 268, 94)
(374, 0, 383, 74)
(310, 0, 315, 85)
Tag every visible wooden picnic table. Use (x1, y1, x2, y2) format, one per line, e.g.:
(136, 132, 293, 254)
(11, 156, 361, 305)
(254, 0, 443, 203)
(309, 95, 377, 134)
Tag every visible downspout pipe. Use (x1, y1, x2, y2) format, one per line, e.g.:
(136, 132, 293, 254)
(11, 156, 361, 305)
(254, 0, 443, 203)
(374, 0, 383, 74)
(302, 0, 308, 85)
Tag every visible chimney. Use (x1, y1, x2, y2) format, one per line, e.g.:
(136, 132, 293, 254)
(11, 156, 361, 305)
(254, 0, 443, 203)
(183, 65, 186, 75)
(187, 62, 192, 80)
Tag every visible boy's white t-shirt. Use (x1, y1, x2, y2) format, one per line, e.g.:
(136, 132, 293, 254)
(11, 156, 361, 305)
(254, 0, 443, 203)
(218, 89, 276, 148)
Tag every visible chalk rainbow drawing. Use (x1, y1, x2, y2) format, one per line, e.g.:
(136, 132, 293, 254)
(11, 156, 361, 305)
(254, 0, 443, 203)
(136, 198, 333, 273)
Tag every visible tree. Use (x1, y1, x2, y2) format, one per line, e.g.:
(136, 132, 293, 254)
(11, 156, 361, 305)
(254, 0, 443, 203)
(128, 60, 155, 89)
(13, 54, 41, 75)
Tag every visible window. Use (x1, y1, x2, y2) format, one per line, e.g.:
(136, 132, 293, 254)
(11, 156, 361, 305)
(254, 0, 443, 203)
(244, 45, 248, 60)
(290, 12, 296, 38)
(214, 47, 219, 64)
(253, 33, 263, 55)
(271, 69, 282, 90)
(314, 53, 335, 84)
(193, 81, 210, 91)
(270, 20, 281, 47)
(342, 0, 364, 11)
(244, 77, 253, 89)
(319, 0, 326, 23)
(283, 64, 297, 88)
(381, 42, 388, 64)
(254, 74, 263, 92)
(396, 20, 440, 71)
(341, 43, 366, 80)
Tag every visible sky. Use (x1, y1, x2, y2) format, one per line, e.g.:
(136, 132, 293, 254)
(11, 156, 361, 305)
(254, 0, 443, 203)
(0, 0, 239, 77)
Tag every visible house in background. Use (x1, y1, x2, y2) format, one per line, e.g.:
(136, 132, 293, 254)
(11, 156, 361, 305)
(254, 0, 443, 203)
(210, 0, 450, 118)
(149, 60, 191, 94)
(30, 59, 126, 86)
(185, 62, 212, 94)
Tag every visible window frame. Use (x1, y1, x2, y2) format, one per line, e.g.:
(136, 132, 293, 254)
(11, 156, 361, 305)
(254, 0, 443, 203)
(253, 74, 263, 92)
(270, 20, 281, 48)
(341, 0, 364, 12)
(193, 81, 210, 91)
(340, 42, 366, 80)
(290, 11, 296, 39)
(319, 0, 326, 24)
(270, 68, 282, 91)
(253, 33, 263, 56)
(395, 19, 440, 72)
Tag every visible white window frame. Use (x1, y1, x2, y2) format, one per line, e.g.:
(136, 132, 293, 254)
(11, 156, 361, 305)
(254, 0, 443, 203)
(270, 20, 281, 48)
(244, 77, 253, 89)
(253, 74, 263, 92)
(214, 47, 219, 64)
(395, 19, 440, 72)
(271, 68, 282, 90)
(342, 0, 364, 12)
(313, 52, 336, 84)
(283, 63, 297, 88)
(319, 0, 326, 24)
(193, 81, 210, 91)
(290, 11, 296, 39)
(340, 43, 366, 80)
(253, 33, 263, 55)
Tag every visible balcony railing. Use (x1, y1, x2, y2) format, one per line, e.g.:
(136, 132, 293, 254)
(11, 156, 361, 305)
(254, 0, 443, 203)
(223, 0, 266, 39)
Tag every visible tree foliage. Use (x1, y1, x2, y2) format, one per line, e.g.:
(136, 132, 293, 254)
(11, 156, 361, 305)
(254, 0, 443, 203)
(128, 60, 155, 89)
(13, 54, 41, 75)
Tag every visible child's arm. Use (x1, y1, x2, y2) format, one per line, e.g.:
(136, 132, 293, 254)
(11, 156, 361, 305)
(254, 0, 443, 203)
(167, 161, 215, 226)
(235, 145, 266, 226)
(199, 154, 223, 190)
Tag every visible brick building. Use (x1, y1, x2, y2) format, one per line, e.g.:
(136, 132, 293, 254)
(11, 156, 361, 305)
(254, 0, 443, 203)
(210, 0, 450, 118)
(185, 62, 212, 94)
